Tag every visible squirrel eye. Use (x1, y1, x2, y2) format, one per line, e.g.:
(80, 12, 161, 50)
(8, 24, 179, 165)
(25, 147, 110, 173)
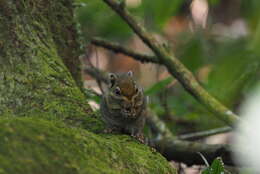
(114, 87, 121, 96)
(127, 71, 133, 77)
(109, 73, 117, 88)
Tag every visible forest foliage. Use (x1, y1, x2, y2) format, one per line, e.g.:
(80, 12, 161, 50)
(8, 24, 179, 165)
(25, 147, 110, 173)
(76, 0, 260, 133)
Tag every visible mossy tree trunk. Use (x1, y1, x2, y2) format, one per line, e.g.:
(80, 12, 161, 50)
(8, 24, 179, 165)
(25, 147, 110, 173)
(0, 0, 175, 173)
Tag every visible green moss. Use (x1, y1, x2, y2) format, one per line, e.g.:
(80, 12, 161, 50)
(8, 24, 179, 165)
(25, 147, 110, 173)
(0, 117, 175, 174)
(0, 0, 99, 130)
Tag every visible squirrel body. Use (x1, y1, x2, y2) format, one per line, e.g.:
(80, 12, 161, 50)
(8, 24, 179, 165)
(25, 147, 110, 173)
(101, 71, 147, 139)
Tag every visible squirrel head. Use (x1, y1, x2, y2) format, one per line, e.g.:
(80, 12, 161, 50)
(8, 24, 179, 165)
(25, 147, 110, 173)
(106, 71, 144, 118)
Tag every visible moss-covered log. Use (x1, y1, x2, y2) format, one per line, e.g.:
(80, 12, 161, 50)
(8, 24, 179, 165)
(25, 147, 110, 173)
(0, 117, 175, 174)
(0, 0, 175, 173)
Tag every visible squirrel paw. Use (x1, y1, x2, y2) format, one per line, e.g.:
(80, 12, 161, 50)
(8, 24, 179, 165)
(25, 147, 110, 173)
(131, 133, 146, 144)
(103, 127, 120, 134)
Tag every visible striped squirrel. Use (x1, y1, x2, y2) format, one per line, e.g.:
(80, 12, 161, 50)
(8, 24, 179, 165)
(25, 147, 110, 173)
(101, 71, 147, 142)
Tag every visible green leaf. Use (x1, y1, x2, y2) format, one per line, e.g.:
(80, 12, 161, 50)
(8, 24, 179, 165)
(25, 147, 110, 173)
(202, 157, 225, 174)
(83, 89, 101, 104)
(129, 0, 183, 31)
(208, 0, 220, 5)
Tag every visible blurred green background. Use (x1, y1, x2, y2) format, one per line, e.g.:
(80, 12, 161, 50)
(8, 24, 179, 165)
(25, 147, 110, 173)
(76, 0, 260, 134)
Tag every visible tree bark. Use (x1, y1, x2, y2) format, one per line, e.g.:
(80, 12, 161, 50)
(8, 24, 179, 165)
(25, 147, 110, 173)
(0, 1, 175, 173)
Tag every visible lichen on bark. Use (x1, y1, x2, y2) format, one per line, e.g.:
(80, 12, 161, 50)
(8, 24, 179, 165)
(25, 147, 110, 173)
(0, 0, 176, 173)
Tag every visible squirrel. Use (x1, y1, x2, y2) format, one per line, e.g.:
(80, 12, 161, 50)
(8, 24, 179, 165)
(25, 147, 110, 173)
(100, 71, 147, 142)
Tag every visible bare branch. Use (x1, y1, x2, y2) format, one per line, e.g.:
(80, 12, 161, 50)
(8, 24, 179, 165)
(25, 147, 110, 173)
(178, 127, 232, 140)
(91, 38, 159, 64)
(102, 0, 240, 126)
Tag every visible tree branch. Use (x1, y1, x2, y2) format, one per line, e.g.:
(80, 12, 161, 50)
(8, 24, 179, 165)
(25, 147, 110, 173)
(91, 38, 159, 64)
(91, 38, 160, 64)
(102, 0, 240, 126)
(146, 109, 234, 166)
(156, 137, 234, 166)
(178, 127, 232, 140)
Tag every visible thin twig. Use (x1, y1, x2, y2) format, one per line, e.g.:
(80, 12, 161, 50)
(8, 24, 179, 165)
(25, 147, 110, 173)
(102, 0, 240, 126)
(178, 127, 232, 140)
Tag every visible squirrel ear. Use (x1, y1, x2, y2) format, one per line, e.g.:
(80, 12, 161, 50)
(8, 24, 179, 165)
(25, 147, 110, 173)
(108, 73, 117, 88)
(127, 71, 133, 77)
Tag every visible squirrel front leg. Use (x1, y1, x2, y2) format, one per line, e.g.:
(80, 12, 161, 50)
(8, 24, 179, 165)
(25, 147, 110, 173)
(126, 110, 146, 143)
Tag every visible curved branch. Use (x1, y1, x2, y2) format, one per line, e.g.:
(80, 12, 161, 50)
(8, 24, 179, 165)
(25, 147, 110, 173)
(155, 138, 234, 166)
(102, 0, 240, 126)
(146, 109, 234, 166)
